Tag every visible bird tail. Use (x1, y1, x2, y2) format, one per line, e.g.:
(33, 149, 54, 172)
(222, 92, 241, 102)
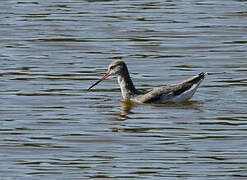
(180, 72, 207, 85)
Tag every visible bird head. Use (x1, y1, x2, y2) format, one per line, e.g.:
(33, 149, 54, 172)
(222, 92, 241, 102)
(88, 59, 126, 90)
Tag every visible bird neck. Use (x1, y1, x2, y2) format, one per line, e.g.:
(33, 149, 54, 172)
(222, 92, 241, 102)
(117, 69, 137, 100)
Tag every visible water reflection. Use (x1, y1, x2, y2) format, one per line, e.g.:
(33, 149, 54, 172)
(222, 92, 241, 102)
(119, 100, 134, 118)
(107, 101, 134, 121)
(110, 99, 203, 123)
(134, 100, 203, 111)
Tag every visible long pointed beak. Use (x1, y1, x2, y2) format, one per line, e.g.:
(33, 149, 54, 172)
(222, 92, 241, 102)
(88, 72, 111, 90)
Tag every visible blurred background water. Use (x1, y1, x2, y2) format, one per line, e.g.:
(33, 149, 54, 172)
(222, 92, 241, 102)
(0, 0, 247, 179)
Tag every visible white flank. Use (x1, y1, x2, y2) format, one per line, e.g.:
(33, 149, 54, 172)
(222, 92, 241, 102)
(170, 81, 203, 102)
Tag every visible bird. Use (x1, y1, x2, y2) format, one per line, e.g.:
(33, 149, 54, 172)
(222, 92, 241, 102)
(88, 59, 207, 104)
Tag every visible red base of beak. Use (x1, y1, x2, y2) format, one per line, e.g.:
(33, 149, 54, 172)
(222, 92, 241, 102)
(88, 72, 111, 90)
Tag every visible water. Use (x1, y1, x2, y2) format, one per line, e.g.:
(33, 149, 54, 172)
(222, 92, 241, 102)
(1, 0, 247, 179)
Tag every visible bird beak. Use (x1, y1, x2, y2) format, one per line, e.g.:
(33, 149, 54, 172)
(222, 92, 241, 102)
(88, 72, 111, 90)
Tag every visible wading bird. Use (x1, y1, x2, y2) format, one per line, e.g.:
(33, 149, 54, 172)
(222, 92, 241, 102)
(88, 60, 207, 103)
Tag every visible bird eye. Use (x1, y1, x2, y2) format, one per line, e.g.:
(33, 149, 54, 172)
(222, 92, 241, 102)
(110, 65, 115, 70)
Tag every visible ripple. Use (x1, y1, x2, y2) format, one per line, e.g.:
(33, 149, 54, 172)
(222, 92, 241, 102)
(1, 0, 247, 179)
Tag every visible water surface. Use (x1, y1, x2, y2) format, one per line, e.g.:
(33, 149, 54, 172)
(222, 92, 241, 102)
(1, 0, 247, 179)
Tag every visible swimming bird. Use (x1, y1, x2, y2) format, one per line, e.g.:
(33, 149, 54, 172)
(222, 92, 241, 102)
(88, 60, 207, 103)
